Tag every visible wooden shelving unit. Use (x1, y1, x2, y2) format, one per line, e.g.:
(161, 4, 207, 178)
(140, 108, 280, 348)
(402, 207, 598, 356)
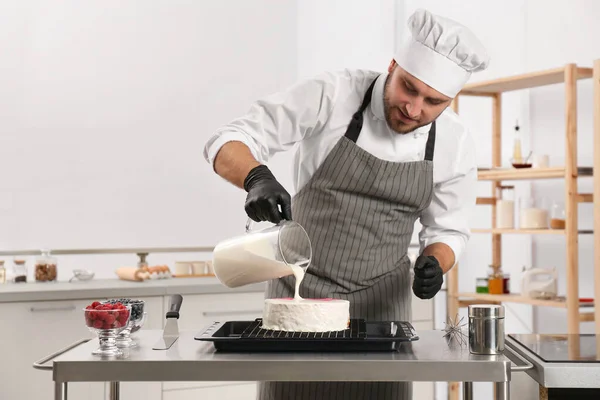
(445, 60, 600, 400)
(456, 292, 567, 308)
(478, 166, 593, 181)
(471, 228, 594, 235)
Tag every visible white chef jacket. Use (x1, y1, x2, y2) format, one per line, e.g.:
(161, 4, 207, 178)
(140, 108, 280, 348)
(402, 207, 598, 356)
(203, 69, 477, 264)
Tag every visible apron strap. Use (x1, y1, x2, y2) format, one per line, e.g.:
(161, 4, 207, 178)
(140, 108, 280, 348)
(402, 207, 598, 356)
(344, 78, 378, 143)
(344, 75, 437, 163)
(424, 120, 436, 161)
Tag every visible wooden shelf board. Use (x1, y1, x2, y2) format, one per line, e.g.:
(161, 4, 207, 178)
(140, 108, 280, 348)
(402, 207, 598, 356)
(472, 228, 593, 235)
(457, 292, 567, 308)
(478, 167, 564, 180)
(472, 228, 563, 234)
(477, 166, 592, 181)
(580, 312, 595, 322)
(577, 193, 594, 203)
(459, 66, 594, 94)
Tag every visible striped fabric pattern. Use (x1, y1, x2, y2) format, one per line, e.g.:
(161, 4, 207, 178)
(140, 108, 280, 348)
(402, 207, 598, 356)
(258, 77, 435, 400)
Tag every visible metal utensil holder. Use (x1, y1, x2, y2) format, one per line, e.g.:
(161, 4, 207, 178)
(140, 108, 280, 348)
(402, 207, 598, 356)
(468, 304, 505, 355)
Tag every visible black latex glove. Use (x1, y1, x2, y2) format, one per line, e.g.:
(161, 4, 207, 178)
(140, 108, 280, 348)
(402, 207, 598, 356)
(412, 255, 443, 299)
(243, 164, 292, 223)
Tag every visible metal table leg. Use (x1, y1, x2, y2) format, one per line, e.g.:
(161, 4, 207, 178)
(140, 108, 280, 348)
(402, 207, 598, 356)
(54, 381, 62, 400)
(463, 382, 473, 400)
(54, 382, 69, 400)
(110, 382, 120, 400)
(494, 381, 509, 400)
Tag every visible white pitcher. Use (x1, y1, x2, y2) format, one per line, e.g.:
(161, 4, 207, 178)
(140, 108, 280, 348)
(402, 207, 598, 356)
(212, 219, 312, 288)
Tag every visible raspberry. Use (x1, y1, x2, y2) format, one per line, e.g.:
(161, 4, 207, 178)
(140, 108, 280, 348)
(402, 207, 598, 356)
(91, 301, 101, 308)
(105, 314, 116, 324)
(93, 320, 103, 329)
(86, 305, 93, 310)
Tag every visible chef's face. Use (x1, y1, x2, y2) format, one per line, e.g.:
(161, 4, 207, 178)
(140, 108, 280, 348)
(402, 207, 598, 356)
(384, 60, 452, 134)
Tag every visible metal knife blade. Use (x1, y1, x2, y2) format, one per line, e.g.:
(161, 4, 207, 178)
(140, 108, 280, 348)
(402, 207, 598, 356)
(153, 294, 183, 350)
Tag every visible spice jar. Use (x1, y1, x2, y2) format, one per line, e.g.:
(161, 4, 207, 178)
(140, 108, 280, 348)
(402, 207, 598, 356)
(35, 249, 58, 282)
(503, 274, 511, 294)
(476, 277, 489, 293)
(488, 267, 504, 295)
(13, 259, 27, 283)
(550, 201, 566, 230)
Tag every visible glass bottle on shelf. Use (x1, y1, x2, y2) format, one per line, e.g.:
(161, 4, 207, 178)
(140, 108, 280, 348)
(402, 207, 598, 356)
(510, 121, 532, 168)
(550, 201, 566, 230)
(35, 249, 58, 282)
(13, 259, 27, 283)
(503, 273, 511, 294)
(512, 121, 523, 164)
(488, 265, 504, 295)
(496, 185, 515, 229)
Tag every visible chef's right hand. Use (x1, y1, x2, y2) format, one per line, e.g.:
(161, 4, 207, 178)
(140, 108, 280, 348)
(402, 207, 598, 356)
(243, 164, 292, 224)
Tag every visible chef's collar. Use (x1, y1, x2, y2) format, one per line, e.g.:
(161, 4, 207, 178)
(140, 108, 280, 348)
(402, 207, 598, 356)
(371, 73, 432, 136)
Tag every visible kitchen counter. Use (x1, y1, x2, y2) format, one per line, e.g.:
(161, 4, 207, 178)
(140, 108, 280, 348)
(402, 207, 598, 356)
(0, 277, 265, 303)
(38, 329, 512, 400)
(506, 334, 600, 399)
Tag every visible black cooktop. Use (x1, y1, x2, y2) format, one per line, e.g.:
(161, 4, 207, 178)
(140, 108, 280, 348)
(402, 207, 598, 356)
(509, 334, 600, 363)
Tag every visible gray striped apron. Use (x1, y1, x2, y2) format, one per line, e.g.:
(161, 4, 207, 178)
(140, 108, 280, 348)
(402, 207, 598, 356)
(258, 76, 436, 400)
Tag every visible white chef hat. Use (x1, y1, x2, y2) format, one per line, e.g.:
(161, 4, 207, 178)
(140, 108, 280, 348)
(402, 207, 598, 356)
(395, 9, 490, 98)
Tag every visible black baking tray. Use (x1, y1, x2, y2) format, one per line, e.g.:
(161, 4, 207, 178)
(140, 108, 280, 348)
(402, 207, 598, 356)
(194, 318, 418, 352)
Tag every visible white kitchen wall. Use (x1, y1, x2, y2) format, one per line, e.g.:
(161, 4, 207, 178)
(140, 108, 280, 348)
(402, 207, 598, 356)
(0, 0, 298, 280)
(522, 0, 600, 334)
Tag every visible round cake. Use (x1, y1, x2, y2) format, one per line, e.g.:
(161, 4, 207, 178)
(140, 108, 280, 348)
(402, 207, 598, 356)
(261, 298, 350, 332)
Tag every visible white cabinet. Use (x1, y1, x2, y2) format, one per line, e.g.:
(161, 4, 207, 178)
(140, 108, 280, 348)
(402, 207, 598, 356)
(0, 299, 104, 400)
(162, 292, 264, 397)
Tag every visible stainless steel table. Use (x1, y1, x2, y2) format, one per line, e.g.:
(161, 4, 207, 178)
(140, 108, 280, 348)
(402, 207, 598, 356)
(35, 329, 526, 400)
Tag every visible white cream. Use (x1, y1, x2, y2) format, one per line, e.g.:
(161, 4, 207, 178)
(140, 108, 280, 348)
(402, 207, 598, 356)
(261, 298, 350, 332)
(290, 264, 305, 301)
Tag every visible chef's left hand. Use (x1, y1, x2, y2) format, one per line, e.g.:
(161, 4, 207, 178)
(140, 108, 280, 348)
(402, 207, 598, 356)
(412, 255, 443, 299)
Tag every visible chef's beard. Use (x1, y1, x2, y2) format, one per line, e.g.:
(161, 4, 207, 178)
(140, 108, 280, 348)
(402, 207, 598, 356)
(383, 74, 433, 134)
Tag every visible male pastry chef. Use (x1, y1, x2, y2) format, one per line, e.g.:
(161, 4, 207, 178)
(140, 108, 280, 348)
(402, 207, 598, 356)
(204, 8, 489, 400)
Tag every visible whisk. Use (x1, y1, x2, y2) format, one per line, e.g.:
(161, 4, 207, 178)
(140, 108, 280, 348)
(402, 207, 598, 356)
(443, 314, 468, 347)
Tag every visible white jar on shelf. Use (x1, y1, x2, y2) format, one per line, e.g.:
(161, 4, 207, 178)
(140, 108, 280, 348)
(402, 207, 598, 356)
(519, 196, 549, 229)
(496, 185, 515, 229)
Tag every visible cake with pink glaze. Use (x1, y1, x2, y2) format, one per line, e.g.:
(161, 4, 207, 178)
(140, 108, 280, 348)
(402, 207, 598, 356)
(261, 298, 350, 332)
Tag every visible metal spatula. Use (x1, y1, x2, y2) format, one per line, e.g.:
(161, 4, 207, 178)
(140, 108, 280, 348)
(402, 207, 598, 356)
(153, 294, 183, 350)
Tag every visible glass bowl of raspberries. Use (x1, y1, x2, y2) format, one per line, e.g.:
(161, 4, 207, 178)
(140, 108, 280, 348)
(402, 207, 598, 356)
(102, 299, 146, 348)
(84, 301, 131, 356)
